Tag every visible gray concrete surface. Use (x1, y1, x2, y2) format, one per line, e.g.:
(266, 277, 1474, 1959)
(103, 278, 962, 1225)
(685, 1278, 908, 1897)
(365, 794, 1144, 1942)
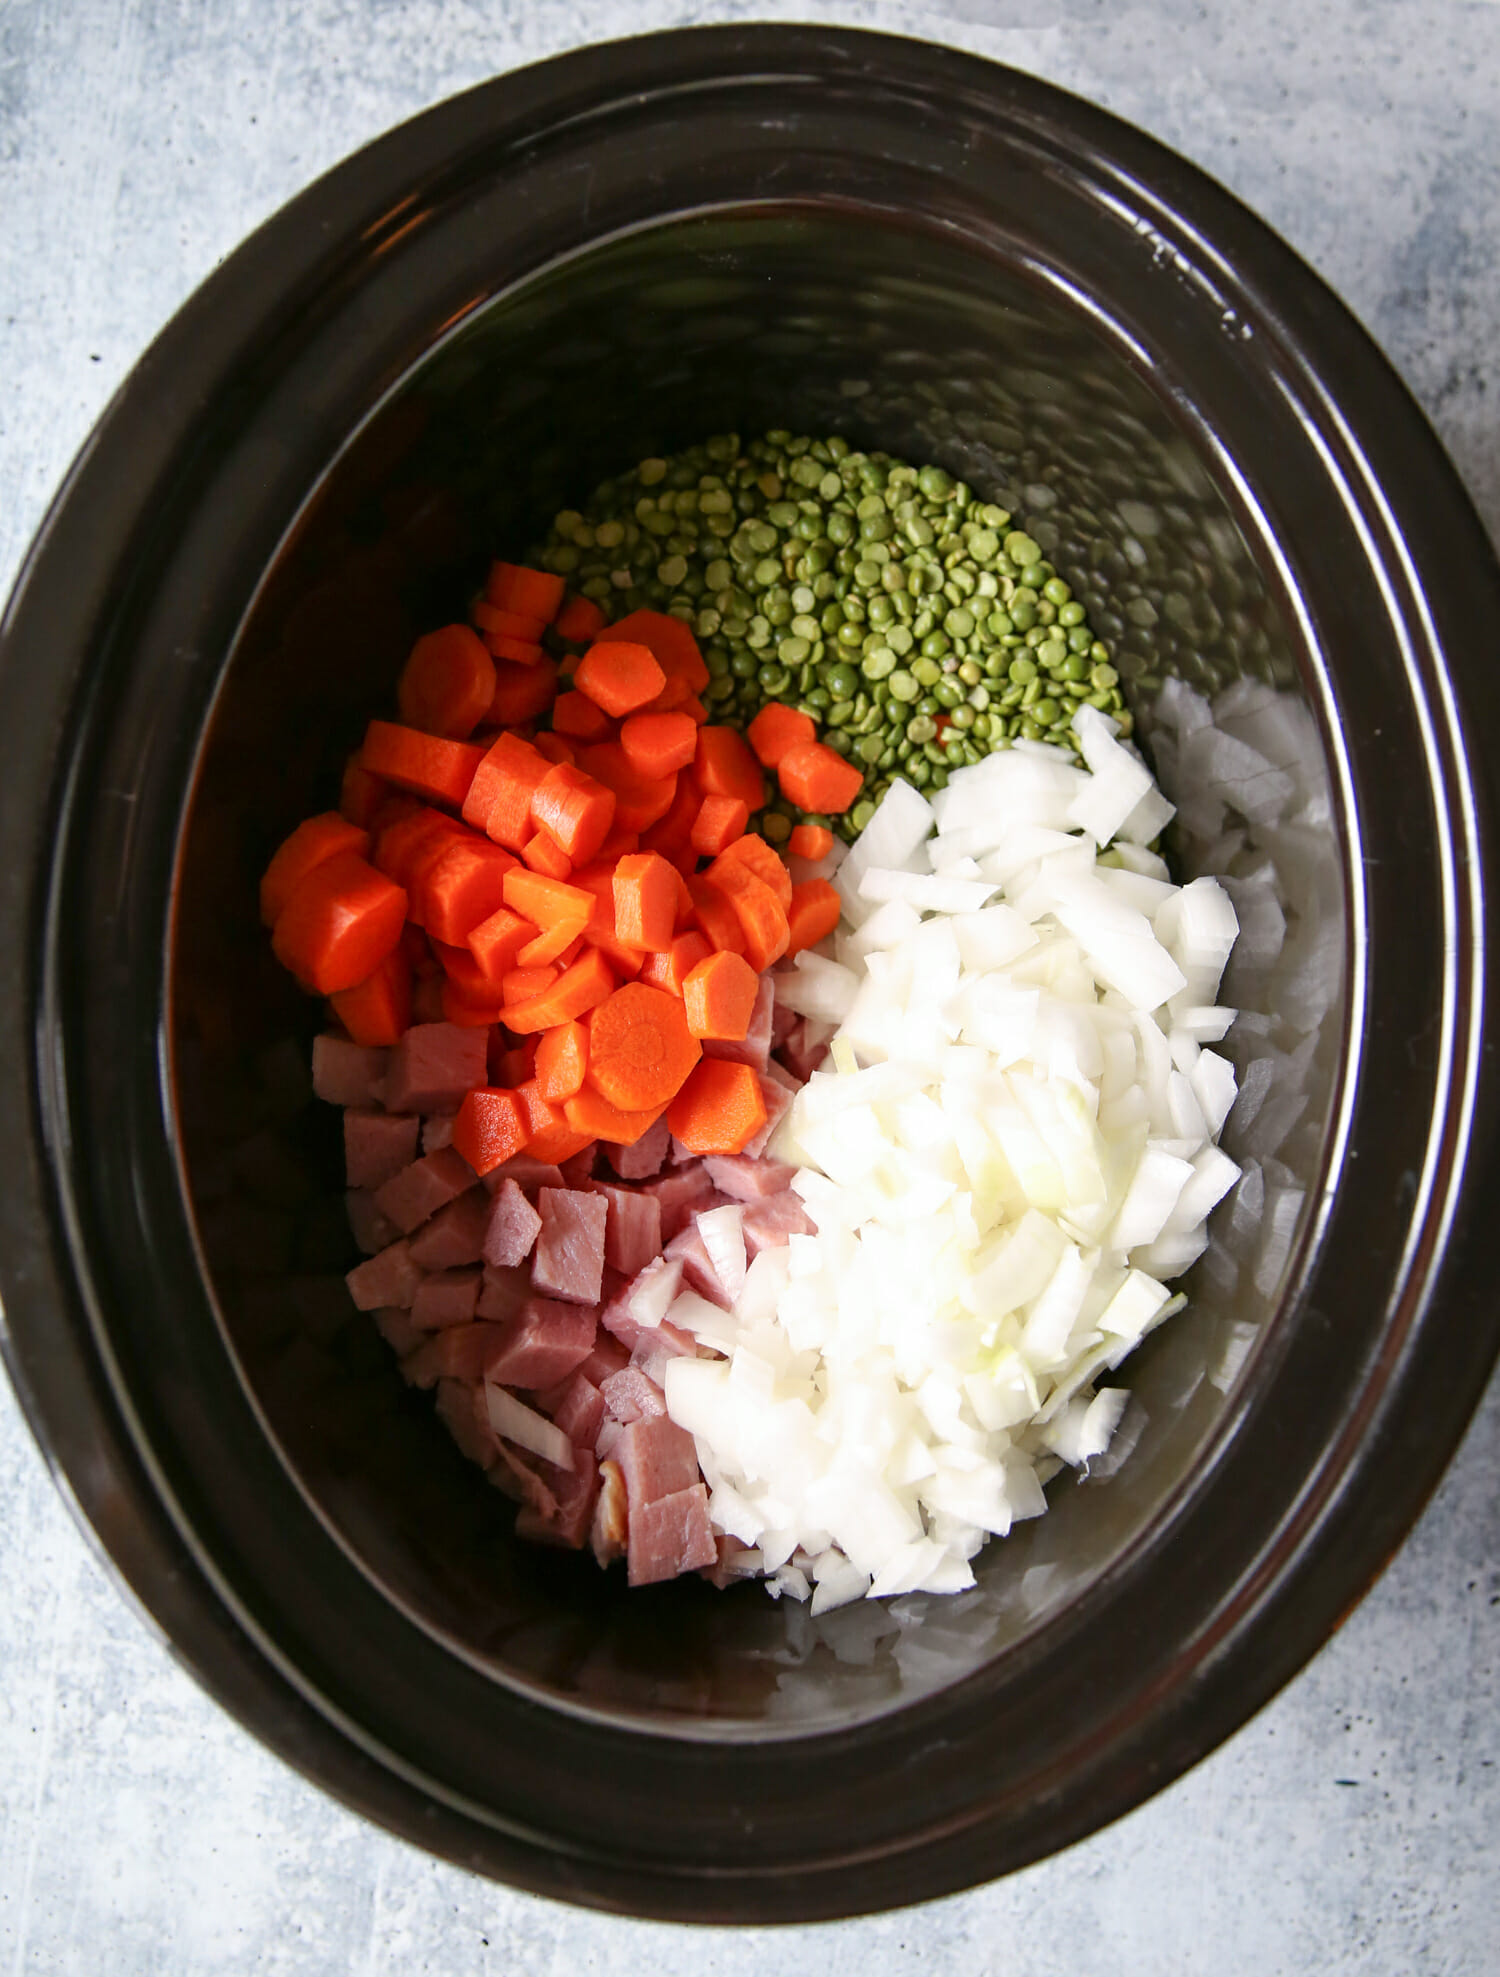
(1, 2, 1497, 1970)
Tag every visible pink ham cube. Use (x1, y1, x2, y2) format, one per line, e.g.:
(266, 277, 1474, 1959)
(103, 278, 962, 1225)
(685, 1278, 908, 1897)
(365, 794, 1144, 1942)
(664, 1221, 733, 1309)
(641, 1162, 717, 1241)
(400, 1321, 509, 1389)
(483, 1295, 597, 1390)
(546, 1371, 607, 1450)
(531, 1188, 608, 1305)
(372, 1145, 476, 1234)
(371, 1305, 423, 1358)
(614, 1413, 700, 1508)
(410, 1266, 482, 1330)
(703, 1153, 798, 1200)
(421, 1114, 456, 1153)
(434, 1377, 500, 1468)
(627, 1483, 717, 1586)
(605, 1113, 670, 1181)
(589, 1182, 663, 1278)
(514, 1449, 599, 1550)
(476, 1262, 532, 1324)
(741, 1071, 795, 1160)
(346, 1189, 399, 1256)
(481, 1155, 565, 1195)
(482, 1178, 543, 1268)
(408, 1188, 492, 1269)
(741, 1191, 817, 1253)
(383, 1022, 488, 1115)
(345, 1237, 422, 1312)
(344, 1108, 420, 1190)
(599, 1366, 667, 1424)
(312, 1034, 388, 1108)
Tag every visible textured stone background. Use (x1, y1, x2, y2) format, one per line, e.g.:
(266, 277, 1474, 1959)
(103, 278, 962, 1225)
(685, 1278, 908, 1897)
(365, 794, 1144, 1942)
(1, 2, 1497, 1970)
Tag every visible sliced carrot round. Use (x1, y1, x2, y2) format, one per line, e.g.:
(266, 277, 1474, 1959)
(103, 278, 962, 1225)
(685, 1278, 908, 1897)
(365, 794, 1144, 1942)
(585, 982, 701, 1111)
(270, 851, 407, 995)
(682, 950, 759, 1041)
(260, 812, 370, 928)
(397, 624, 495, 738)
(666, 1058, 768, 1156)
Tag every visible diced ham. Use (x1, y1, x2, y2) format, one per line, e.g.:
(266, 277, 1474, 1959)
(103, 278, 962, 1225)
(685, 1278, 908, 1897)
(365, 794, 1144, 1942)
(702, 973, 774, 1071)
(627, 1482, 717, 1586)
(599, 1255, 682, 1350)
(579, 1333, 631, 1386)
(664, 1222, 732, 1310)
(778, 1017, 835, 1085)
(488, 1443, 554, 1510)
(383, 1022, 488, 1115)
(483, 1295, 598, 1389)
(312, 1034, 389, 1108)
(422, 1114, 456, 1153)
(770, 1000, 799, 1050)
(605, 1113, 670, 1181)
(741, 1071, 795, 1160)
(558, 1143, 599, 1187)
(410, 1265, 482, 1330)
(515, 1449, 599, 1550)
(531, 1187, 609, 1305)
(373, 1145, 477, 1234)
(476, 1262, 533, 1323)
(599, 1366, 667, 1424)
(630, 1323, 698, 1389)
(591, 1458, 628, 1566)
(481, 1155, 565, 1196)
(408, 1187, 492, 1268)
(741, 1190, 817, 1253)
(371, 1305, 423, 1358)
(346, 1189, 399, 1256)
(344, 1108, 421, 1190)
(546, 1371, 607, 1449)
(614, 1412, 700, 1508)
(703, 1153, 799, 1200)
(641, 1162, 717, 1240)
(668, 1135, 699, 1166)
(434, 1377, 500, 1468)
(400, 1321, 510, 1388)
(588, 1182, 663, 1278)
(345, 1237, 422, 1311)
(482, 1178, 543, 1268)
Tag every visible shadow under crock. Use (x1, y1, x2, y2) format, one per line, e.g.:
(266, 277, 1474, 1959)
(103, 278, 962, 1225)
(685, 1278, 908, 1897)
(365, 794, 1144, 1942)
(6, 26, 1498, 1921)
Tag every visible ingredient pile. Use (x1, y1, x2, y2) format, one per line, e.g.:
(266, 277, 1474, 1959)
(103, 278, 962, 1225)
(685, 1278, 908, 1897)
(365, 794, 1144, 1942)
(259, 433, 1241, 1608)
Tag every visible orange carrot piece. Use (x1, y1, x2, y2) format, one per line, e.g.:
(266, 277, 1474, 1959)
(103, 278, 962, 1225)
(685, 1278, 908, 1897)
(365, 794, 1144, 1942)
(638, 931, 712, 998)
(339, 757, 387, 831)
(260, 813, 370, 927)
(524, 1120, 597, 1164)
(360, 721, 485, 810)
(553, 594, 608, 644)
(465, 731, 550, 846)
(689, 794, 749, 859)
(788, 822, 835, 861)
(639, 771, 701, 859)
(574, 641, 666, 718)
(714, 831, 793, 910)
(492, 1038, 535, 1086)
(695, 726, 766, 811)
(452, 1087, 528, 1175)
(501, 867, 593, 935)
(682, 950, 760, 1041)
(700, 860, 790, 971)
(502, 947, 617, 1034)
(568, 866, 648, 979)
(397, 624, 496, 738)
(776, 740, 864, 816)
(634, 672, 694, 716)
(485, 634, 546, 667)
(485, 562, 565, 622)
(271, 852, 408, 995)
(574, 742, 678, 834)
(667, 1058, 768, 1156)
(535, 1019, 590, 1102)
(518, 913, 586, 968)
(520, 830, 574, 881)
(603, 609, 711, 693)
(584, 982, 702, 1112)
(432, 935, 505, 1001)
(370, 806, 463, 908)
(487, 655, 558, 727)
(440, 978, 507, 1027)
(533, 732, 577, 767)
(328, 945, 412, 1046)
(678, 694, 709, 726)
(687, 875, 746, 955)
(503, 963, 562, 1005)
(417, 837, 519, 946)
(472, 601, 547, 642)
(529, 762, 617, 863)
(551, 690, 615, 742)
(612, 851, 680, 951)
(562, 1087, 668, 1146)
(746, 702, 817, 769)
(466, 904, 536, 982)
(593, 826, 641, 865)
(786, 878, 842, 956)
(619, 710, 698, 780)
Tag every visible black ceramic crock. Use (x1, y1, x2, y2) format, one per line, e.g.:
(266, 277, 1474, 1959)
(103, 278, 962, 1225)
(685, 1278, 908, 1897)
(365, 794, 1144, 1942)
(2, 25, 1499, 1921)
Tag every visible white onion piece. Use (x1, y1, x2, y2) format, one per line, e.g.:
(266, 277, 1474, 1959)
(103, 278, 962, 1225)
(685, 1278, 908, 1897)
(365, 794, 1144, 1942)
(484, 1385, 574, 1471)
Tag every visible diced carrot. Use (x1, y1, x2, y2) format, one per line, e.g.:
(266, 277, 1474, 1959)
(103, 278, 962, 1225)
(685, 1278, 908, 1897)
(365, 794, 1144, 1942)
(529, 762, 617, 863)
(534, 1020, 590, 1103)
(339, 757, 387, 831)
(667, 1058, 768, 1156)
(639, 772, 701, 860)
(574, 742, 678, 834)
(472, 601, 547, 643)
(585, 982, 702, 1112)
(368, 791, 422, 837)
(612, 851, 679, 951)
(360, 721, 486, 810)
(271, 851, 408, 995)
(485, 562, 565, 622)
(682, 950, 759, 1042)
(533, 732, 577, 767)
(776, 740, 865, 816)
(503, 963, 561, 1005)
(397, 624, 496, 738)
(417, 837, 519, 946)
(695, 726, 766, 811)
(567, 865, 648, 979)
(603, 609, 711, 694)
(260, 813, 370, 927)
(574, 641, 667, 718)
(501, 868, 594, 937)
(441, 978, 506, 1027)
(700, 859, 790, 971)
(465, 731, 550, 846)
(553, 594, 608, 644)
(619, 710, 698, 780)
(520, 830, 574, 881)
(553, 935, 585, 970)
(746, 702, 817, 769)
(788, 822, 835, 861)
(562, 1087, 668, 1146)
(513, 1078, 563, 1143)
(486, 634, 546, 667)
(678, 694, 709, 726)
(689, 794, 749, 859)
(452, 1087, 528, 1175)
(635, 672, 694, 715)
(517, 912, 588, 968)
(370, 806, 463, 909)
(638, 931, 712, 998)
(687, 875, 746, 955)
(501, 947, 616, 1033)
(551, 690, 615, 742)
(328, 945, 412, 1046)
(786, 877, 842, 956)
(487, 656, 558, 727)
(593, 826, 641, 865)
(524, 1121, 597, 1165)
(431, 936, 505, 1002)
(466, 904, 536, 982)
(713, 831, 793, 910)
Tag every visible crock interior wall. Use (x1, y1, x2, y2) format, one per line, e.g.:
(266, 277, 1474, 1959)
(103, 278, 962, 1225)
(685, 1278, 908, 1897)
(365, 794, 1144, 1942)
(172, 208, 1341, 1732)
